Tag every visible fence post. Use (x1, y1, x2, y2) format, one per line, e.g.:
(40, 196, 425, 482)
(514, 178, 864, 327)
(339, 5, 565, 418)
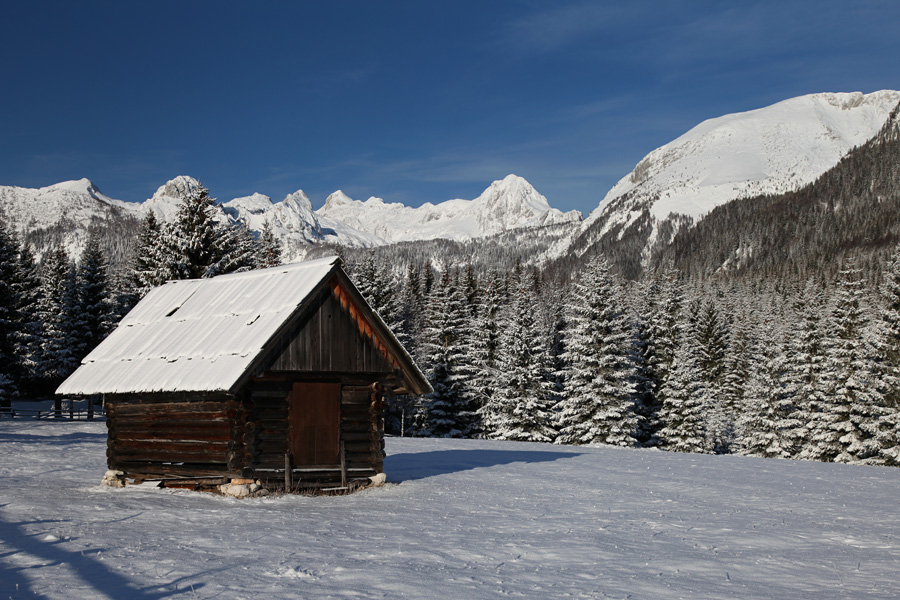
(284, 453, 291, 492)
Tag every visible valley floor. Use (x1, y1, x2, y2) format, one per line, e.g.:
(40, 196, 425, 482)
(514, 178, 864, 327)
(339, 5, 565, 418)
(1, 419, 899, 599)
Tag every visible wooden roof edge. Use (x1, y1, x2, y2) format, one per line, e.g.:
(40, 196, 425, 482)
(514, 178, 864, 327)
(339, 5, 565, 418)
(329, 269, 432, 397)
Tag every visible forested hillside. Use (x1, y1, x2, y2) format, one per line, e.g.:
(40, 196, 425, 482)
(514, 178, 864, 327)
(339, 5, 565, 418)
(660, 103, 900, 283)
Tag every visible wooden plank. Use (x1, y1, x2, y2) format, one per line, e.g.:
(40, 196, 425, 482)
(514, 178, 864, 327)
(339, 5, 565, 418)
(113, 439, 229, 452)
(109, 402, 229, 416)
(111, 462, 237, 477)
(112, 449, 228, 463)
(113, 430, 232, 443)
(111, 420, 231, 433)
(340, 432, 376, 442)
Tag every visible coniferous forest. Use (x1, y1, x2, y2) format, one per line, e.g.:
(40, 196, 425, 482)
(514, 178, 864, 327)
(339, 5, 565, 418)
(3, 112, 900, 468)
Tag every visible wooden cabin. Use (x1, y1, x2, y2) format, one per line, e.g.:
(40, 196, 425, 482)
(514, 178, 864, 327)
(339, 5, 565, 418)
(56, 256, 430, 493)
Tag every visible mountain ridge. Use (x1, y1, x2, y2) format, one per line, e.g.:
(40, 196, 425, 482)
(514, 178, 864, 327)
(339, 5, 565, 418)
(565, 90, 900, 277)
(0, 173, 579, 263)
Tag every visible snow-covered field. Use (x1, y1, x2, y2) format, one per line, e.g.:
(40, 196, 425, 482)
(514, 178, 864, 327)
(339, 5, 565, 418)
(2, 419, 899, 599)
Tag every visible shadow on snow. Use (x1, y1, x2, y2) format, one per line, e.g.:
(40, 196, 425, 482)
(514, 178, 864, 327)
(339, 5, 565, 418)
(0, 505, 203, 598)
(385, 448, 582, 482)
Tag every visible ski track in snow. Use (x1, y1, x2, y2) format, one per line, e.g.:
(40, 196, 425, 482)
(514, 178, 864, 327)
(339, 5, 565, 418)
(1, 420, 900, 599)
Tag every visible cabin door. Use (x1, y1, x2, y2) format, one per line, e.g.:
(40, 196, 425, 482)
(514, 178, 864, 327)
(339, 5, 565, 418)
(288, 382, 341, 466)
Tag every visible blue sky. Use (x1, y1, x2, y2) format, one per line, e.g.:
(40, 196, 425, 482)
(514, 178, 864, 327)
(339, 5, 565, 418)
(2, 1, 899, 215)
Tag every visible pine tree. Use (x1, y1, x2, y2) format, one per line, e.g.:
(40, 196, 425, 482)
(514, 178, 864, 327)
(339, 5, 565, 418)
(483, 282, 557, 442)
(470, 273, 504, 437)
(399, 262, 425, 360)
(11, 242, 43, 396)
(130, 210, 169, 295)
(36, 245, 80, 390)
(738, 319, 793, 458)
(74, 232, 113, 357)
(722, 307, 755, 450)
(791, 281, 830, 460)
(166, 185, 223, 279)
(257, 220, 283, 268)
(209, 221, 261, 277)
(693, 298, 734, 453)
(814, 263, 886, 463)
(0, 219, 21, 407)
(421, 269, 475, 437)
(556, 257, 638, 446)
(657, 327, 709, 454)
(636, 264, 685, 446)
(874, 246, 900, 464)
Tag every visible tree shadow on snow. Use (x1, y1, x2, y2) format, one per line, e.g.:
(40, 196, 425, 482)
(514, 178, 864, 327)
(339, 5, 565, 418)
(385, 448, 582, 482)
(0, 506, 204, 599)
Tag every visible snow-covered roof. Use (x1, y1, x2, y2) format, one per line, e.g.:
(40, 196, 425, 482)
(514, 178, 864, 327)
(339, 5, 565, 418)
(57, 257, 347, 395)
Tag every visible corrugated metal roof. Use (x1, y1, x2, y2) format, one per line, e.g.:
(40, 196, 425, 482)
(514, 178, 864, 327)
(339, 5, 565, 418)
(57, 256, 340, 395)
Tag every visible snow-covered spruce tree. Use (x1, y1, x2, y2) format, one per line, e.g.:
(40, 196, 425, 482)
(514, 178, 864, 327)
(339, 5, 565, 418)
(656, 326, 709, 454)
(420, 268, 476, 438)
(875, 246, 900, 400)
(462, 263, 479, 317)
(482, 282, 557, 442)
(635, 264, 685, 447)
(628, 308, 656, 446)
(165, 185, 222, 279)
(874, 246, 900, 464)
(0, 219, 21, 407)
(11, 241, 43, 398)
(693, 298, 734, 453)
(470, 273, 503, 437)
(788, 281, 829, 459)
(815, 262, 887, 464)
(556, 256, 638, 447)
(36, 245, 81, 390)
(73, 232, 114, 357)
(399, 262, 425, 360)
(205, 222, 259, 277)
(130, 210, 169, 296)
(737, 317, 793, 458)
(257, 220, 283, 269)
(722, 306, 755, 450)
(156, 184, 256, 281)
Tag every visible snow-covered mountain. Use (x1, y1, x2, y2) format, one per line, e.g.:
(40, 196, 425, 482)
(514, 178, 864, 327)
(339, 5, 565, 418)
(316, 174, 582, 244)
(0, 178, 139, 261)
(0, 173, 578, 264)
(0, 178, 134, 229)
(573, 90, 900, 264)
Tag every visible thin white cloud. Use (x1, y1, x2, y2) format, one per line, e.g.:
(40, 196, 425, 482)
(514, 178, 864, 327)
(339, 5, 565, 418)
(499, 2, 625, 55)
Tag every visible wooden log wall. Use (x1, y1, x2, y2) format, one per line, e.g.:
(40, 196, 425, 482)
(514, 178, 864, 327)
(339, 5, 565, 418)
(106, 392, 236, 478)
(241, 381, 292, 476)
(340, 385, 385, 477)
(105, 381, 387, 487)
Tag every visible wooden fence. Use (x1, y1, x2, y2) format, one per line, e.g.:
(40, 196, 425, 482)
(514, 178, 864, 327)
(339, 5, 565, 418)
(0, 398, 105, 421)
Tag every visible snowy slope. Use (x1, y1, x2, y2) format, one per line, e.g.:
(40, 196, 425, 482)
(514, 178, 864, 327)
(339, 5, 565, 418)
(3, 417, 900, 599)
(577, 90, 900, 260)
(316, 174, 582, 244)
